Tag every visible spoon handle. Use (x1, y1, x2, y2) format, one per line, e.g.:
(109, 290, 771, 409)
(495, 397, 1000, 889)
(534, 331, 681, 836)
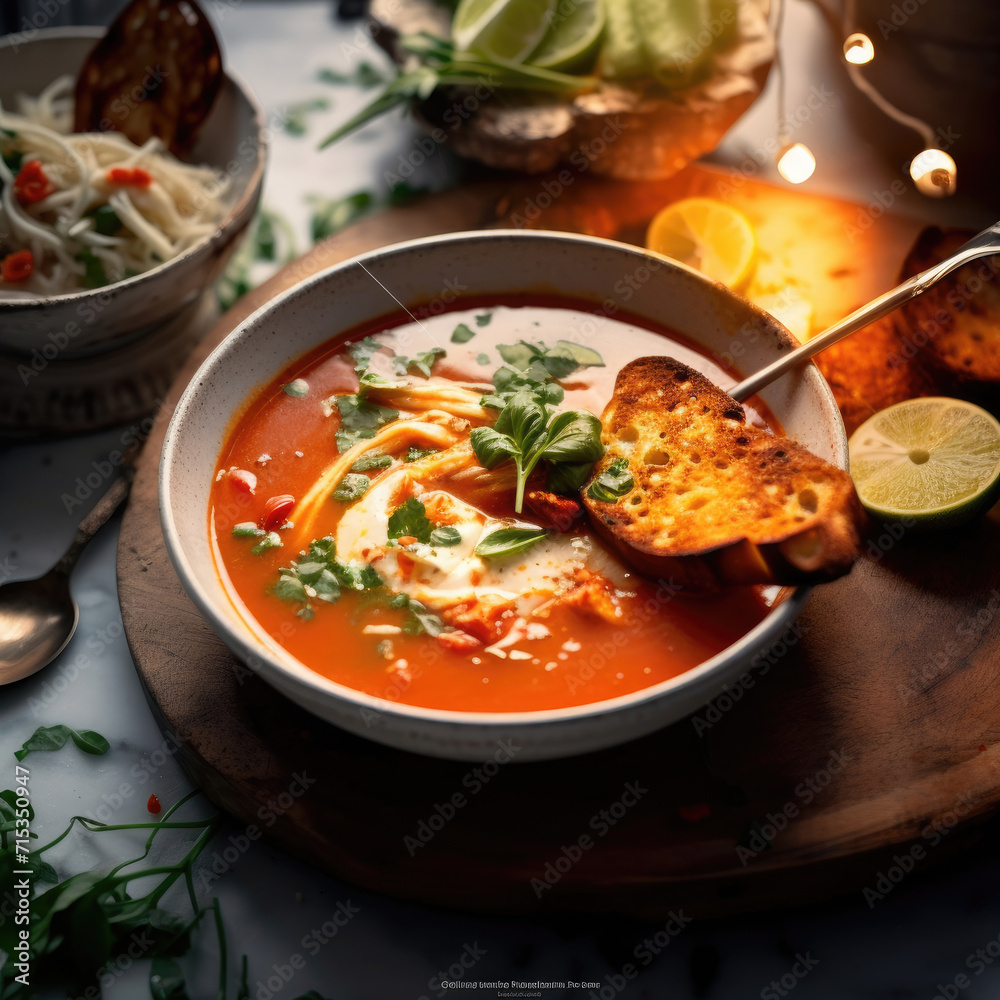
(54, 465, 135, 576)
(729, 219, 1000, 403)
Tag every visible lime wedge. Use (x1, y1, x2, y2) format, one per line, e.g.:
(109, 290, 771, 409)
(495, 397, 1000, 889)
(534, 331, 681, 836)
(849, 397, 1000, 527)
(528, 0, 606, 72)
(453, 0, 558, 63)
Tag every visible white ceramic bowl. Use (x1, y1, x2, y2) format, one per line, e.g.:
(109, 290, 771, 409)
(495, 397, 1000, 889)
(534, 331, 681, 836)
(0, 27, 266, 354)
(160, 231, 846, 762)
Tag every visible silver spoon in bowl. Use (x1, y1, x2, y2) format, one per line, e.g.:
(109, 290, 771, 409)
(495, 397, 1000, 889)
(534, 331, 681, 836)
(0, 465, 133, 685)
(0, 222, 997, 685)
(729, 220, 1000, 402)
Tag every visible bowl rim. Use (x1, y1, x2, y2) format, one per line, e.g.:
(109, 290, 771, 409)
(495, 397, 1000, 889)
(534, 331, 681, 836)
(160, 228, 839, 731)
(0, 25, 267, 310)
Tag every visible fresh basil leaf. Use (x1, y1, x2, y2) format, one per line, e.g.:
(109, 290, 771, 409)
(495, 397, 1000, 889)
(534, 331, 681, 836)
(540, 410, 604, 464)
(273, 573, 309, 603)
(333, 393, 398, 453)
(470, 426, 518, 469)
(494, 391, 547, 451)
(14, 725, 110, 762)
(251, 531, 282, 554)
(548, 460, 595, 495)
(475, 312, 492, 327)
(401, 597, 447, 636)
(332, 473, 371, 503)
(359, 371, 399, 389)
(312, 568, 343, 602)
(496, 339, 604, 379)
(332, 561, 383, 591)
(351, 451, 392, 472)
(429, 525, 461, 547)
(552, 339, 605, 368)
(387, 497, 432, 543)
(496, 341, 537, 371)
(451, 322, 476, 343)
(475, 527, 548, 560)
(587, 457, 635, 502)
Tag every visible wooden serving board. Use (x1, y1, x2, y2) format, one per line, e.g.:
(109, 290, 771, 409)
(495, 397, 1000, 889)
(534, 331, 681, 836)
(118, 165, 1000, 918)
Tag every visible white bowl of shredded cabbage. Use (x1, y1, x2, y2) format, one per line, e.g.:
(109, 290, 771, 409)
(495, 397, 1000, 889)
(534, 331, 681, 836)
(0, 27, 265, 354)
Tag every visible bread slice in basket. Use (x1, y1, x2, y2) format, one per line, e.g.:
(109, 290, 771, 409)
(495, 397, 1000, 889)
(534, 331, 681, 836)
(582, 357, 866, 591)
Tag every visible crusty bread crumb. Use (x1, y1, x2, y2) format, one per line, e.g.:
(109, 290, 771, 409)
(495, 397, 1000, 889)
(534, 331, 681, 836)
(582, 357, 865, 591)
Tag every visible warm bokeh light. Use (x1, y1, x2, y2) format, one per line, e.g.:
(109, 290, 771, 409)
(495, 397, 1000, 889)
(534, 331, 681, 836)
(776, 143, 816, 184)
(843, 32, 875, 64)
(909, 148, 957, 197)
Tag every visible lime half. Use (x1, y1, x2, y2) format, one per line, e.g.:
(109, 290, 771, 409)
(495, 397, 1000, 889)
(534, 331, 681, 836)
(453, 0, 557, 62)
(849, 397, 1000, 527)
(528, 0, 606, 72)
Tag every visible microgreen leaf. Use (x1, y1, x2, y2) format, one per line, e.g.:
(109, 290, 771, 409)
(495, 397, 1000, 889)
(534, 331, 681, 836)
(587, 457, 635, 503)
(475, 527, 548, 560)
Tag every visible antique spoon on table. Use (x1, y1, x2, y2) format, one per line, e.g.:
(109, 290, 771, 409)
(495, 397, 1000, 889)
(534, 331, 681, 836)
(729, 219, 1000, 402)
(0, 466, 133, 685)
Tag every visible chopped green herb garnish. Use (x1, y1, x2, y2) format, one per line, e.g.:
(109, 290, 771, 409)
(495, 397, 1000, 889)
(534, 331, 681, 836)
(496, 339, 604, 379)
(451, 323, 476, 344)
(283, 378, 310, 398)
(232, 522, 264, 537)
(392, 346, 446, 378)
(387, 497, 433, 543)
(76, 249, 108, 289)
(387, 592, 448, 636)
(347, 336, 384, 373)
(332, 393, 399, 453)
(273, 535, 383, 618)
(475, 312, 493, 327)
(251, 531, 283, 554)
(282, 97, 331, 137)
(587, 457, 635, 503)
(351, 451, 393, 472)
(477, 352, 490, 366)
(308, 190, 374, 241)
(406, 445, 438, 462)
(88, 204, 122, 236)
(332, 473, 371, 503)
(475, 527, 548, 560)
(318, 61, 387, 88)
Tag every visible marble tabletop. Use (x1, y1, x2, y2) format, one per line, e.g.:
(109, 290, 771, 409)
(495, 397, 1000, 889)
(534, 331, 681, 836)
(2, 2, 1000, 998)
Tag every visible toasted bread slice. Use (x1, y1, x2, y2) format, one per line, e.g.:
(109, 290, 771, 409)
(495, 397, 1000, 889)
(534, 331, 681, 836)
(582, 357, 865, 591)
(814, 315, 939, 436)
(898, 226, 1000, 385)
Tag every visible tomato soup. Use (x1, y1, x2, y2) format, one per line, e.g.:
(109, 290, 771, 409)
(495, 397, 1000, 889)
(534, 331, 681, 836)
(210, 297, 776, 712)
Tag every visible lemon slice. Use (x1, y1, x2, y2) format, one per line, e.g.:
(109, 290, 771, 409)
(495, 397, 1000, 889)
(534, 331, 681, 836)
(646, 197, 757, 291)
(528, 0, 605, 72)
(849, 397, 1000, 527)
(453, 0, 557, 62)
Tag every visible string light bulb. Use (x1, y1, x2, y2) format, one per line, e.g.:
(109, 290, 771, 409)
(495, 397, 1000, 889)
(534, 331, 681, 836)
(909, 148, 957, 197)
(776, 142, 816, 184)
(843, 32, 875, 64)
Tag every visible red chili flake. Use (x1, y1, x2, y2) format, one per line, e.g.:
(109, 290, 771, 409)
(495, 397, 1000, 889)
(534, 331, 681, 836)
(107, 166, 153, 188)
(1, 249, 34, 283)
(147, 793, 162, 814)
(13, 160, 54, 205)
(679, 803, 712, 822)
(263, 494, 296, 531)
(979, 745, 987, 752)
(229, 468, 257, 494)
